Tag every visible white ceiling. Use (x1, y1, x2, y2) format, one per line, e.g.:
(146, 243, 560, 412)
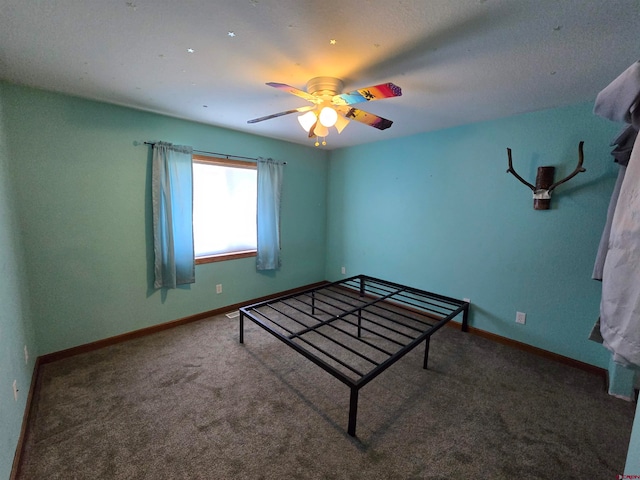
(1, 0, 638, 150)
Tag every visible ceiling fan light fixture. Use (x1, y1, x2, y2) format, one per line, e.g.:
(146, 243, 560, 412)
(319, 106, 338, 127)
(248, 77, 401, 147)
(314, 122, 329, 137)
(297, 111, 317, 132)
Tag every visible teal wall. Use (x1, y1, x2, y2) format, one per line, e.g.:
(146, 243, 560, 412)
(0, 84, 38, 479)
(1, 82, 329, 357)
(325, 102, 621, 369)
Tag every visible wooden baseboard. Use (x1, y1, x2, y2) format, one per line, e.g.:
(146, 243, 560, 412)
(447, 320, 606, 379)
(38, 281, 606, 379)
(10, 356, 42, 480)
(39, 281, 328, 365)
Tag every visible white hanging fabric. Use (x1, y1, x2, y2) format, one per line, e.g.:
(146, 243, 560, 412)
(595, 60, 640, 366)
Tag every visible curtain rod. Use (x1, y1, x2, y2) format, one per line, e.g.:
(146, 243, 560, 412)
(142, 141, 285, 164)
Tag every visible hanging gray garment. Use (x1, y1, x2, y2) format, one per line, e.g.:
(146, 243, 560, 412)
(610, 125, 639, 166)
(594, 60, 640, 366)
(594, 60, 640, 126)
(588, 318, 603, 343)
(600, 131, 640, 366)
(590, 127, 637, 342)
(593, 165, 627, 280)
(592, 126, 637, 280)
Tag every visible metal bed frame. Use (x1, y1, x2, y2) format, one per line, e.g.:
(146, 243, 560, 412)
(239, 275, 469, 437)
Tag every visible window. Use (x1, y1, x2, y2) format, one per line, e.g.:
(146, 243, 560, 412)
(192, 155, 257, 264)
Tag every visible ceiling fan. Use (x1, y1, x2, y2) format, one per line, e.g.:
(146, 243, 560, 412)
(247, 77, 402, 146)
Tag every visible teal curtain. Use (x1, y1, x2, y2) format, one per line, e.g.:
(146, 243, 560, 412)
(256, 158, 283, 270)
(152, 142, 195, 288)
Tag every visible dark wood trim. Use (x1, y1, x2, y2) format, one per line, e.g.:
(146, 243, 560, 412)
(38, 281, 328, 365)
(10, 356, 42, 480)
(37, 283, 606, 380)
(192, 154, 256, 170)
(446, 320, 606, 380)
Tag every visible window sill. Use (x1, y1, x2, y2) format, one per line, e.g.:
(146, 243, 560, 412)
(195, 250, 257, 265)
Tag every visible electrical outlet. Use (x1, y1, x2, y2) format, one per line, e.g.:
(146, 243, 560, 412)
(463, 298, 471, 304)
(516, 311, 526, 325)
(24, 345, 29, 364)
(216, 284, 222, 294)
(341, 266, 346, 275)
(13, 380, 18, 401)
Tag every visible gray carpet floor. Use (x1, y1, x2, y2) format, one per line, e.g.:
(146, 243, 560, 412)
(18, 312, 636, 479)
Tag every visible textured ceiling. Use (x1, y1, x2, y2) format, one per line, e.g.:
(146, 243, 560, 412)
(1, 0, 638, 150)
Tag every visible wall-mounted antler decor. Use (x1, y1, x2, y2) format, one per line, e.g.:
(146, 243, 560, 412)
(506, 141, 586, 210)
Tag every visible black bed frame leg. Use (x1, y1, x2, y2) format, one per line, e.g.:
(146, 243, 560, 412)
(461, 303, 469, 332)
(423, 336, 431, 369)
(348, 388, 359, 437)
(239, 312, 244, 344)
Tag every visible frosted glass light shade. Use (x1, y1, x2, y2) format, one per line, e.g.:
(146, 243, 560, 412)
(319, 106, 338, 127)
(314, 123, 329, 137)
(297, 111, 317, 132)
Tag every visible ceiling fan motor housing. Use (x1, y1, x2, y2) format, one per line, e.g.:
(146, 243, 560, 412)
(306, 76, 344, 97)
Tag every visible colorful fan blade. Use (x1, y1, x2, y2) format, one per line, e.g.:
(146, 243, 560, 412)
(247, 105, 315, 124)
(332, 83, 402, 106)
(335, 106, 393, 130)
(266, 82, 321, 104)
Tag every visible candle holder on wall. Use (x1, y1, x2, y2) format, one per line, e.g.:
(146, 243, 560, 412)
(506, 141, 585, 210)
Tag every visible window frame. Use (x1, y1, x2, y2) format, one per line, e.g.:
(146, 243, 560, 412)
(192, 154, 257, 265)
